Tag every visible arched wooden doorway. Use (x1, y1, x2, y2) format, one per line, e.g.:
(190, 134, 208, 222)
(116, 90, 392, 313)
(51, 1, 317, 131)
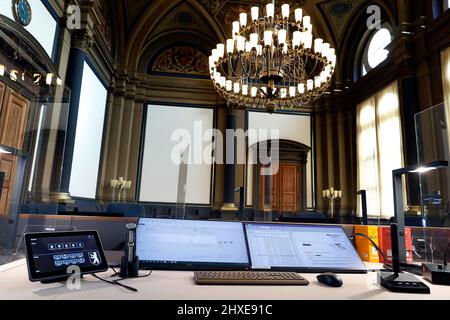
(250, 140, 311, 214)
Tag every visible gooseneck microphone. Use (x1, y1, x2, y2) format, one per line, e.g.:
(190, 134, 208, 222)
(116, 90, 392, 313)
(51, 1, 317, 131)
(120, 223, 139, 278)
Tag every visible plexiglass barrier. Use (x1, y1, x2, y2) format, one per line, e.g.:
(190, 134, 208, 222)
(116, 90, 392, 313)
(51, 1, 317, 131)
(415, 102, 450, 228)
(0, 15, 70, 265)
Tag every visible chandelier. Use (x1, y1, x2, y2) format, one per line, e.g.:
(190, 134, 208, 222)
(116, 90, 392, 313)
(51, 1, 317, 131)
(209, 2, 336, 112)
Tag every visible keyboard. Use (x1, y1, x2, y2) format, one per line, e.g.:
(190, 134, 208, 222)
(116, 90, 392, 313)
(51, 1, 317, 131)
(194, 271, 309, 285)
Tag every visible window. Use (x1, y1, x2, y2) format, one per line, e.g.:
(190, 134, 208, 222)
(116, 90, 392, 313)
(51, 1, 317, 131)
(357, 82, 404, 218)
(443, 47, 450, 106)
(0, 0, 57, 58)
(361, 26, 392, 77)
(69, 61, 107, 199)
(445, 0, 450, 10)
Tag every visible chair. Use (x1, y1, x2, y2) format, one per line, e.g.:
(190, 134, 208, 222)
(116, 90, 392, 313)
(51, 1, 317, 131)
(106, 203, 145, 217)
(21, 203, 66, 215)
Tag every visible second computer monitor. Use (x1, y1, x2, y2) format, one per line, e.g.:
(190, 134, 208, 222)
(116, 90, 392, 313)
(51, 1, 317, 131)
(245, 223, 367, 273)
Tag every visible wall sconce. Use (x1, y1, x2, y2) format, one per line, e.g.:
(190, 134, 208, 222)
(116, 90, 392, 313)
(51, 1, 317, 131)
(323, 187, 341, 218)
(392, 160, 448, 263)
(110, 177, 132, 202)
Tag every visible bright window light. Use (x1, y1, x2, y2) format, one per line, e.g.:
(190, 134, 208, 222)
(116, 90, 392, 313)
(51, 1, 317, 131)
(69, 61, 107, 199)
(0, 0, 57, 58)
(367, 28, 392, 69)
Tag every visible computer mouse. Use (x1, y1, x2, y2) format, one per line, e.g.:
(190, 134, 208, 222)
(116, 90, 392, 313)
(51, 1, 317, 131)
(316, 273, 343, 287)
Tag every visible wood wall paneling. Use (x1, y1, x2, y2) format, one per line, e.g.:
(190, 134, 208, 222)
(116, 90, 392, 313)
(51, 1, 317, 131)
(0, 88, 30, 150)
(0, 153, 17, 217)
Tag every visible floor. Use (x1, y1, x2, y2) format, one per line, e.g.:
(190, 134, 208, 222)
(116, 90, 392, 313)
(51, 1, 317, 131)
(0, 247, 24, 266)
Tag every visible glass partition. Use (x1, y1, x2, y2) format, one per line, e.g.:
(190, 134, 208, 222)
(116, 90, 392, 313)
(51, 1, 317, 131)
(0, 15, 70, 264)
(415, 102, 450, 228)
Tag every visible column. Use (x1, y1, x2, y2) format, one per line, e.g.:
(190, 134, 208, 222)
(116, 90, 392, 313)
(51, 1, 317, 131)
(60, 29, 93, 193)
(221, 108, 238, 213)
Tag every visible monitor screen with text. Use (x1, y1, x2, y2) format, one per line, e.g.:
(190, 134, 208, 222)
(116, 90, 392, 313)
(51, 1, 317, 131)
(245, 223, 367, 272)
(137, 218, 249, 269)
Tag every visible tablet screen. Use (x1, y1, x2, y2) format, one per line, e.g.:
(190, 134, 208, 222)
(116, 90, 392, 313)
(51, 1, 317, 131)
(25, 231, 108, 282)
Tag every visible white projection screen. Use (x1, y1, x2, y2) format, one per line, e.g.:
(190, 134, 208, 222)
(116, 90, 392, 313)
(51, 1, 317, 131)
(247, 112, 314, 209)
(139, 105, 214, 204)
(69, 61, 107, 198)
(0, 0, 57, 57)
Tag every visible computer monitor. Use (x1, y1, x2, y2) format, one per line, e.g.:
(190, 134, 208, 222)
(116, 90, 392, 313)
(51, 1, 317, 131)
(136, 218, 249, 270)
(245, 223, 367, 273)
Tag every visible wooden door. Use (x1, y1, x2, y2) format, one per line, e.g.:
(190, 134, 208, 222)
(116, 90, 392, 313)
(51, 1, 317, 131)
(0, 88, 30, 150)
(280, 164, 298, 212)
(0, 153, 17, 217)
(260, 163, 299, 213)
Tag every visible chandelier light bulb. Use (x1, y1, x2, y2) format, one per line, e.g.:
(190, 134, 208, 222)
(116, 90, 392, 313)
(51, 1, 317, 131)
(234, 82, 240, 94)
(295, 8, 303, 23)
(322, 43, 330, 58)
(251, 6, 259, 21)
(250, 33, 259, 48)
(328, 48, 336, 61)
(304, 33, 313, 49)
(211, 49, 218, 60)
(266, 3, 274, 19)
(209, 56, 215, 72)
(280, 88, 287, 99)
(303, 16, 311, 27)
(239, 12, 247, 27)
(298, 83, 305, 94)
(314, 38, 323, 54)
(256, 44, 263, 55)
(242, 84, 248, 96)
(264, 30, 273, 47)
(278, 29, 287, 46)
(226, 80, 232, 91)
(232, 21, 240, 37)
(314, 76, 321, 88)
(245, 41, 252, 53)
(236, 35, 246, 52)
(281, 4, 290, 19)
(261, 87, 267, 97)
(251, 86, 258, 97)
(217, 43, 225, 58)
(292, 31, 301, 48)
(226, 39, 234, 54)
(0, 65, 4, 76)
(289, 86, 296, 97)
(307, 79, 313, 91)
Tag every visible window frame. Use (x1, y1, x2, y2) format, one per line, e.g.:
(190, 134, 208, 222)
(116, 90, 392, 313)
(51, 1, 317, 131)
(359, 23, 393, 78)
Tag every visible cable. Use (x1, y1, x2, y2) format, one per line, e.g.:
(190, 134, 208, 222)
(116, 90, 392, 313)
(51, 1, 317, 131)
(351, 233, 388, 262)
(444, 241, 450, 266)
(92, 274, 138, 292)
(351, 233, 423, 275)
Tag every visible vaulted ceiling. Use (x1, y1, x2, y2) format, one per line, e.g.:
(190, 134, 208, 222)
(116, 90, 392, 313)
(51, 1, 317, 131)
(103, 0, 374, 68)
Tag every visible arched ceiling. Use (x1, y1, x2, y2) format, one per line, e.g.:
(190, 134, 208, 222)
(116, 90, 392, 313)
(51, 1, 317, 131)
(107, 0, 373, 68)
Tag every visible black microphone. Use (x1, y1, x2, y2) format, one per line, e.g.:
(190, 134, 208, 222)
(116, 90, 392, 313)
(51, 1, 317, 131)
(120, 223, 139, 278)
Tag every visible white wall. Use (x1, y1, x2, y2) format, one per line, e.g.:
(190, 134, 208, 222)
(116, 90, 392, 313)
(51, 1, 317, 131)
(0, 0, 57, 58)
(69, 61, 107, 199)
(246, 112, 314, 209)
(139, 105, 214, 204)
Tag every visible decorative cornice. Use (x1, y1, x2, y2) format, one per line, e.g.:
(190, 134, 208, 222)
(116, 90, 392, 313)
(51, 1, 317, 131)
(71, 29, 94, 52)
